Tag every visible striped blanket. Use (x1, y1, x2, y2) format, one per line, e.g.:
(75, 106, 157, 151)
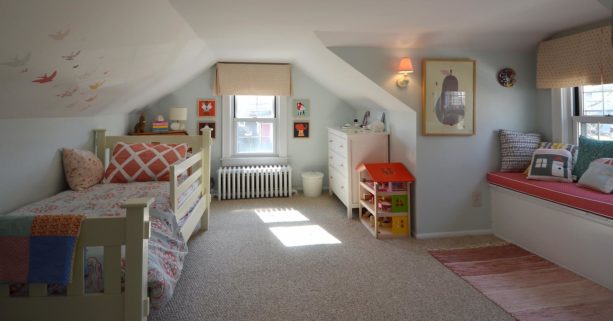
(0, 214, 85, 284)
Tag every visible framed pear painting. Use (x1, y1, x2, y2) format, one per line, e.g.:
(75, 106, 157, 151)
(422, 59, 475, 136)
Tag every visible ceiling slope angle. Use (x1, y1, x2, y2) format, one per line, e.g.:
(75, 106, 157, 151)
(0, 0, 215, 118)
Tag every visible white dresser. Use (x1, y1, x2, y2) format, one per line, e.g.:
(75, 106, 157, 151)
(328, 127, 389, 218)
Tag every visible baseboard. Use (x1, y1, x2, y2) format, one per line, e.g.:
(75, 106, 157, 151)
(414, 229, 493, 239)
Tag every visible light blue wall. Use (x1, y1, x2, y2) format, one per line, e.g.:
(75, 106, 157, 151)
(0, 114, 130, 214)
(330, 47, 540, 236)
(134, 65, 356, 191)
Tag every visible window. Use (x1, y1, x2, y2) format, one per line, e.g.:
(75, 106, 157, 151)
(234, 95, 276, 155)
(574, 84, 613, 141)
(221, 95, 288, 166)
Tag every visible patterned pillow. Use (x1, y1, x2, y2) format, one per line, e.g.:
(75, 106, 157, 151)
(523, 142, 578, 175)
(499, 130, 541, 172)
(577, 158, 613, 193)
(62, 148, 104, 191)
(527, 148, 573, 183)
(103, 143, 188, 183)
(573, 136, 613, 179)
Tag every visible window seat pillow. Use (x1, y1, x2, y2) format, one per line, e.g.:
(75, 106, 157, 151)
(499, 130, 541, 172)
(103, 142, 188, 183)
(487, 172, 613, 219)
(577, 159, 613, 194)
(573, 136, 613, 179)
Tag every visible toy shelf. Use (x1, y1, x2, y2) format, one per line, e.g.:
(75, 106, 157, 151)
(356, 162, 415, 239)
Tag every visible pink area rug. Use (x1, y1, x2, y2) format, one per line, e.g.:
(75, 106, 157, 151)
(430, 244, 613, 321)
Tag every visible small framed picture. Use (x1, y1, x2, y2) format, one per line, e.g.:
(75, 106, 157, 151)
(292, 98, 310, 119)
(293, 122, 309, 138)
(198, 121, 216, 138)
(197, 99, 216, 117)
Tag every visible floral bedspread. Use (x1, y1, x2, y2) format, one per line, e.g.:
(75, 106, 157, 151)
(6, 182, 190, 309)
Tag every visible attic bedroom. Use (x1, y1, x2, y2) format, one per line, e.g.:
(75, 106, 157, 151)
(1, 1, 612, 321)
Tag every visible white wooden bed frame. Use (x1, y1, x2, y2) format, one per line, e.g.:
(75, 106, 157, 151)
(0, 128, 213, 321)
(489, 184, 613, 291)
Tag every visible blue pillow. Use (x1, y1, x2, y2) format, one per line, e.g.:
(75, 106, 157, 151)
(573, 136, 613, 179)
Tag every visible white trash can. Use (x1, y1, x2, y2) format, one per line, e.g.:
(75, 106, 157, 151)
(302, 171, 324, 197)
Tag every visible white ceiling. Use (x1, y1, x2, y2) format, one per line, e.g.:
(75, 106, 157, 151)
(0, 0, 610, 118)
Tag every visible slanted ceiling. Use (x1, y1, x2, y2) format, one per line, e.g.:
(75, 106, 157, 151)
(0, 0, 609, 119)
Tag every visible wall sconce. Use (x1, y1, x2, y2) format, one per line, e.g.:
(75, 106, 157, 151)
(396, 57, 414, 88)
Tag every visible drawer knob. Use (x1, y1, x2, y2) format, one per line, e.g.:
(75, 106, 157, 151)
(339, 145, 344, 148)
(329, 156, 333, 159)
(329, 140, 333, 143)
(340, 186, 344, 189)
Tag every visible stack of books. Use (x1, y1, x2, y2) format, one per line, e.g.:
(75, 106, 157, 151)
(152, 121, 169, 132)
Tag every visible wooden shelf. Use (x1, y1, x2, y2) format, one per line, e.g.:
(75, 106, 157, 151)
(129, 131, 188, 136)
(359, 181, 407, 196)
(359, 214, 407, 239)
(359, 200, 409, 218)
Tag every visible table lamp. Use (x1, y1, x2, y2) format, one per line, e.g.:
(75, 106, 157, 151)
(169, 107, 187, 131)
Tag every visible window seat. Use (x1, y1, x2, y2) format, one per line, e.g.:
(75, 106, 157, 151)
(487, 172, 613, 291)
(487, 172, 613, 219)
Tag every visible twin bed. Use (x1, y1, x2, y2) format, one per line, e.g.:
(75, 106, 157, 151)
(0, 128, 213, 321)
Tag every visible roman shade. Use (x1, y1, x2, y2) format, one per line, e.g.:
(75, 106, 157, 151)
(215, 63, 292, 96)
(537, 26, 613, 89)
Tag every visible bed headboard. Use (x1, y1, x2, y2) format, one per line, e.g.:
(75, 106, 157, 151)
(93, 128, 212, 164)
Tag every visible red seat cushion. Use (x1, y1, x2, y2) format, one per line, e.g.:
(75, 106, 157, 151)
(487, 172, 613, 219)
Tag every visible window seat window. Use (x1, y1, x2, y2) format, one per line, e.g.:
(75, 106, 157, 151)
(487, 172, 613, 219)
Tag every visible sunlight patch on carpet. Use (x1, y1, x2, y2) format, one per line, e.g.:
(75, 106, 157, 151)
(255, 208, 310, 223)
(270, 225, 341, 247)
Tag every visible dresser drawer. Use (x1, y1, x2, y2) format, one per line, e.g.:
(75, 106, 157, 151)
(329, 167, 349, 206)
(328, 151, 348, 175)
(328, 132, 348, 155)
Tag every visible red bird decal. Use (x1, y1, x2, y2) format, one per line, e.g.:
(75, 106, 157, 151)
(32, 70, 57, 83)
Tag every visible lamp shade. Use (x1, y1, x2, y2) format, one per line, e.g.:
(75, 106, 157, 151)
(169, 107, 187, 121)
(398, 58, 414, 74)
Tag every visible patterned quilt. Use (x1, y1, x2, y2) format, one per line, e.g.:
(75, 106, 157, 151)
(5, 182, 191, 309)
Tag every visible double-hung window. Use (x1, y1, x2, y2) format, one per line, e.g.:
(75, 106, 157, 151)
(233, 95, 277, 155)
(221, 95, 287, 166)
(574, 84, 613, 141)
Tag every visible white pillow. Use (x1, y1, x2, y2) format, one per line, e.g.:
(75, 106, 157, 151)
(577, 159, 613, 193)
(527, 148, 573, 183)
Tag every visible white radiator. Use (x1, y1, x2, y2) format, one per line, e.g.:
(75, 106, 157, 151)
(217, 165, 292, 200)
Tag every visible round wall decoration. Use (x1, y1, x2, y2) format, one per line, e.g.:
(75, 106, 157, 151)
(497, 68, 516, 88)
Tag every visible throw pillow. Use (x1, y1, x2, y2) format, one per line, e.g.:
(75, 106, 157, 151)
(499, 130, 541, 172)
(577, 158, 613, 193)
(527, 148, 573, 183)
(62, 148, 104, 191)
(103, 143, 188, 183)
(573, 136, 613, 179)
(523, 142, 578, 175)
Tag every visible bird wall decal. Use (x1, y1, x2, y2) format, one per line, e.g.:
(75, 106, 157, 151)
(0, 52, 31, 67)
(32, 70, 57, 84)
(89, 80, 105, 90)
(49, 29, 70, 40)
(61, 50, 81, 61)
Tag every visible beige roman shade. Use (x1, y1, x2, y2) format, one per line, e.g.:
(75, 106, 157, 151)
(215, 63, 292, 96)
(537, 26, 613, 89)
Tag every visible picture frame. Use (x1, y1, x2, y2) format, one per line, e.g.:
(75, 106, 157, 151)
(293, 121, 309, 138)
(422, 59, 476, 136)
(292, 98, 310, 119)
(197, 99, 216, 117)
(198, 121, 216, 138)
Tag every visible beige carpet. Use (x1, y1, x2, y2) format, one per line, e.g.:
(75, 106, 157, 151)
(150, 194, 514, 321)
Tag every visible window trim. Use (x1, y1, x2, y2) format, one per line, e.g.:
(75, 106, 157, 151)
(221, 95, 288, 167)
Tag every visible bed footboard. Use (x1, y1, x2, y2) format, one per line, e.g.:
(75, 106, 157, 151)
(0, 198, 152, 321)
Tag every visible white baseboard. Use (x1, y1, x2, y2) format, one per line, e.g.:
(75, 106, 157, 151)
(415, 229, 492, 239)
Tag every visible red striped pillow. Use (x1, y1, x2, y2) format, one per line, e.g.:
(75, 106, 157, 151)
(103, 143, 188, 183)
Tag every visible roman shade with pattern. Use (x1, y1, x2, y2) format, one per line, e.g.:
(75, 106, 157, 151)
(215, 63, 292, 96)
(537, 26, 613, 89)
